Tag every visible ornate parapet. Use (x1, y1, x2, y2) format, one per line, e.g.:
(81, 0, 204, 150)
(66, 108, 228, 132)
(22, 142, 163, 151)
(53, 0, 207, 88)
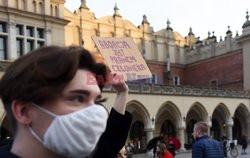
(103, 84, 250, 98)
(1, 60, 249, 98)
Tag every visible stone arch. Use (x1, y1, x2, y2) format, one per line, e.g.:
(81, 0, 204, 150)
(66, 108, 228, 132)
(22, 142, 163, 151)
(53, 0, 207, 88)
(185, 102, 208, 146)
(50, 4, 53, 16)
(233, 103, 250, 140)
(55, 6, 59, 17)
(126, 100, 150, 126)
(126, 100, 150, 152)
(186, 102, 208, 122)
(155, 101, 182, 137)
(211, 103, 231, 140)
(33, 0, 36, 13)
(38, 2, 43, 14)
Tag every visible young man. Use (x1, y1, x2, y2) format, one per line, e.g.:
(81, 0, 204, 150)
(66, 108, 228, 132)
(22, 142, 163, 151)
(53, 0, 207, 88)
(0, 46, 132, 158)
(192, 121, 224, 158)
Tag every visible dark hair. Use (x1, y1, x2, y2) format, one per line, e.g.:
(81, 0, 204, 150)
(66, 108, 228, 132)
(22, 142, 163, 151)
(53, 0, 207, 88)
(0, 46, 107, 132)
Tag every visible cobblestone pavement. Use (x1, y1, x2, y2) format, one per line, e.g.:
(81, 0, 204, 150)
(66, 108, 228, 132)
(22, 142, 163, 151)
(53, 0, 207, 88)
(175, 145, 250, 158)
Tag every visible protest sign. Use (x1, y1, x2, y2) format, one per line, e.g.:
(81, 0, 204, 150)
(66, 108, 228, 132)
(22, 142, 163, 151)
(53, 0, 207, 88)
(92, 37, 152, 81)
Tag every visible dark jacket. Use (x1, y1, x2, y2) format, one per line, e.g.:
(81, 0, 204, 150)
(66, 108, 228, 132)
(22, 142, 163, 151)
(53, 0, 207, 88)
(91, 108, 132, 158)
(241, 137, 248, 149)
(192, 135, 224, 158)
(0, 108, 132, 158)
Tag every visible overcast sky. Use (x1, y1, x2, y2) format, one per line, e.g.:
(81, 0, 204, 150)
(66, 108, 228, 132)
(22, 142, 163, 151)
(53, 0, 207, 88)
(65, 0, 249, 40)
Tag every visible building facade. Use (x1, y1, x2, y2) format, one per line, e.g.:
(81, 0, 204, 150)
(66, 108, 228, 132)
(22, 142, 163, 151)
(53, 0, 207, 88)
(0, 0, 250, 153)
(64, 1, 250, 152)
(0, 0, 67, 61)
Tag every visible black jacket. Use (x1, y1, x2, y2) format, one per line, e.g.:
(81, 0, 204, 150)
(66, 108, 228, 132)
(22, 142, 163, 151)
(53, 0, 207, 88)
(0, 108, 132, 158)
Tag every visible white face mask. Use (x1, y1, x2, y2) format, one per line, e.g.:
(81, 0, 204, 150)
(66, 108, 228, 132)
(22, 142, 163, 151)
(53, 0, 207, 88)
(29, 103, 108, 158)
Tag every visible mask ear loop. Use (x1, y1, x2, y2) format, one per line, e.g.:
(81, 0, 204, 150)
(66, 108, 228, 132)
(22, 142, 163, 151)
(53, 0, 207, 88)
(32, 103, 57, 117)
(28, 103, 57, 144)
(28, 126, 44, 144)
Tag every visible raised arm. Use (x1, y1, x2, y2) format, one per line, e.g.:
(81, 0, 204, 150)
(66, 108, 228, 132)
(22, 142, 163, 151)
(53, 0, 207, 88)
(112, 78, 128, 115)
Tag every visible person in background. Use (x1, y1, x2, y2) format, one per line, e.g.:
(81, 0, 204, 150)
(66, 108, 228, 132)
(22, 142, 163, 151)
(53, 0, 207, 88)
(241, 135, 248, 155)
(0, 46, 132, 158)
(156, 143, 174, 158)
(126, 140, 134, 158)
(168, 140, 176, 157)
(168, 135, 181, 151)
(192, 121, 224, 158)
(221, 136, 228, 157)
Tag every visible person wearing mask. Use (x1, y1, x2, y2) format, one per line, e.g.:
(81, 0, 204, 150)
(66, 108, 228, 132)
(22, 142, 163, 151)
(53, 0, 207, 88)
(0, 46, 132, 158)
(192, 122, 224, 158)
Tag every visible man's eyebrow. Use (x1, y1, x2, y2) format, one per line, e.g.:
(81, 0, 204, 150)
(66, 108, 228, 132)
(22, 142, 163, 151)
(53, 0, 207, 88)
(68, 89, 102, 99)
(68, 89, 90, 96)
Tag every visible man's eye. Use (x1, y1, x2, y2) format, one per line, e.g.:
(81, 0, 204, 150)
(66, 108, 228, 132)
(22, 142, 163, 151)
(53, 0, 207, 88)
(71, 96, 84, 102)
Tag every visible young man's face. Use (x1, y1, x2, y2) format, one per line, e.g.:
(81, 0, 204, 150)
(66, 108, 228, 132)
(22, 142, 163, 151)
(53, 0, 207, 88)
(31, 69, 102, 136)
(46, 69, 101, 113)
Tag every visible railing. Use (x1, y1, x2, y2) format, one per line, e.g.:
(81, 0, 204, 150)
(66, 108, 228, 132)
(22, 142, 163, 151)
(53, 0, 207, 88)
(103, 84, 250, 98)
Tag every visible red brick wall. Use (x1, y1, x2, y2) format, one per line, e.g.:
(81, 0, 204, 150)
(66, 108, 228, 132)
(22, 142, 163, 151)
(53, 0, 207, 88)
(147, 62, 166, 76)
(184, 51, 243, 89)
(147, 62, 168, 84)
(171, 66, 186, 85)
(147, 62, 186, 85)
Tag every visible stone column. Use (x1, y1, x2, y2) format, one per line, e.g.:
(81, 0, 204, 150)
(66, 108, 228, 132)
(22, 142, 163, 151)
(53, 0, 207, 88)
(145, 128, 154, 143)
(177, 126, 186, 151)
(208, 125, 211, 136)
(45, 26, 52, 45)
(145, 116, 155, 143)
(7, 21, 16, 60)
(227, 117, 234, 140)
(227, 124, 233, 140)
(207, 118, 212, 136)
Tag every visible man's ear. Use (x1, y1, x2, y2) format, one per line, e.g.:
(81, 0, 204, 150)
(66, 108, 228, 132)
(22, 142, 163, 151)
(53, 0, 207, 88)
(11, 100, 33, 125)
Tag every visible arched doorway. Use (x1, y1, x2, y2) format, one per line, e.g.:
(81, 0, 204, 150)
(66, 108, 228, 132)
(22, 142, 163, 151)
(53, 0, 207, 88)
(186, 103, 208, 149)
(186, 119, 196, 147)
(126, 101, 149, 153)
(129, 121, 146, 153)
(155, 102, 182, 137)
(233, 118, 242, 140)
(211, 119, 220, 140)
(233, 104, 250, 141)
(160, 120, 175, 136)
(211, 104, 230, 141)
